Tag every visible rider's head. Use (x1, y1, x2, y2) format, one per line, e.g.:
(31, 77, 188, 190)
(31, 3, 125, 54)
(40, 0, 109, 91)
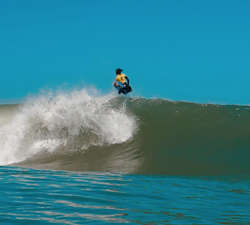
(116, 68, 123, 75)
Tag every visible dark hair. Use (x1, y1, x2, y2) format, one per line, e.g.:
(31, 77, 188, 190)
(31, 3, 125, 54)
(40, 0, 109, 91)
(116, 68, 123, 74)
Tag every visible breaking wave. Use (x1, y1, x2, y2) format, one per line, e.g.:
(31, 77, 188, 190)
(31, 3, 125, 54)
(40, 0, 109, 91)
(1, 87, 250, 175)
(0, 88, 137, 168)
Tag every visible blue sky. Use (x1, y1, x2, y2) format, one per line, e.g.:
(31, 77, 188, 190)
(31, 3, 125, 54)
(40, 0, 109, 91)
(0, 0, 249, 104)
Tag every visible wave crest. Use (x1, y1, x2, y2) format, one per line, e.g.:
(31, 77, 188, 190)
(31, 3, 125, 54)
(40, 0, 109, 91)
(0, 88, 137, 165)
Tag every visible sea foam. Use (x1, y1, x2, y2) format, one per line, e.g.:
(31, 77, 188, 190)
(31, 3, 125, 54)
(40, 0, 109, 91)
(0, 87, 137, 165)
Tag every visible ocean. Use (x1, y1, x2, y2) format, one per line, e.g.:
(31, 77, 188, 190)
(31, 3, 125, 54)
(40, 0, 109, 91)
(0, 89, 250, 224)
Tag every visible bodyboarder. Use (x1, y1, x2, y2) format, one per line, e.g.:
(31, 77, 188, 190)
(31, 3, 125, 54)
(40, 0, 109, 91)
(113, 68, 132, 95)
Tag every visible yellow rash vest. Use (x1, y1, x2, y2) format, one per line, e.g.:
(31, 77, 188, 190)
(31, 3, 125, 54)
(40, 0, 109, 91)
(116, 73, 127, 84)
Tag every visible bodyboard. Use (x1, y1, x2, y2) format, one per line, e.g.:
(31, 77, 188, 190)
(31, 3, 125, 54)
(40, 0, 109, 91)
(114, 82, 133, 95)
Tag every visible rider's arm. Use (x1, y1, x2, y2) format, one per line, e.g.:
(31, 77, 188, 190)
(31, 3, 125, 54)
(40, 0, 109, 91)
(126, 76, 130, 85)
(115, 76, 119, 86)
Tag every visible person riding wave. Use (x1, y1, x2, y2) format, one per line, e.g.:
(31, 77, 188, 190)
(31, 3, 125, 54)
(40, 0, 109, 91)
(114, 68, 131, 94)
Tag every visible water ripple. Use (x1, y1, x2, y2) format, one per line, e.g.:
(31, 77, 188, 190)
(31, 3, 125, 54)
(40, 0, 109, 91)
(0, 166, 250, 224)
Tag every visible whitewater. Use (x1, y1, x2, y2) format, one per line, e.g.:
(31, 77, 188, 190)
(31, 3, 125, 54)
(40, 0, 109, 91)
(0, 88, 137, 167)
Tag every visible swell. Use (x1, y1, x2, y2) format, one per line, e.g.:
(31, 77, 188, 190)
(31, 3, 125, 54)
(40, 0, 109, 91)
(127, 99, 250, 175)
(1, 95, 250, 175)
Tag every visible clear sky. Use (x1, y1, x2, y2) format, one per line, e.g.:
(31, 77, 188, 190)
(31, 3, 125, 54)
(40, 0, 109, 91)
(0, 0, 249, 105)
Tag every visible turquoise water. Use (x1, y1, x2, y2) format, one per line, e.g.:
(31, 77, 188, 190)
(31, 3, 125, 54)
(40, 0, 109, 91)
(1, 166, 249, 224)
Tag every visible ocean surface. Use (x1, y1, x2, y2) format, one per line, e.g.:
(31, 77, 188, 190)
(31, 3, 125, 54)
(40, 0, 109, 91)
(0, 89, 250, 224)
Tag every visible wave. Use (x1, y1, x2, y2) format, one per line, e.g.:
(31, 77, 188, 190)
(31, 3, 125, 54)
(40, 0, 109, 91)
(1, 88, 250, 175)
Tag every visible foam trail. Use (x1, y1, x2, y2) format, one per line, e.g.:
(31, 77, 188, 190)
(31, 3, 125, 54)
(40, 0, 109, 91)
(0, 88, 137, 165)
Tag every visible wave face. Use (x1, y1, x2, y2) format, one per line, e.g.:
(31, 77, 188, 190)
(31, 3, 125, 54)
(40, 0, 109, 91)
(1, 89, 250, 175)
